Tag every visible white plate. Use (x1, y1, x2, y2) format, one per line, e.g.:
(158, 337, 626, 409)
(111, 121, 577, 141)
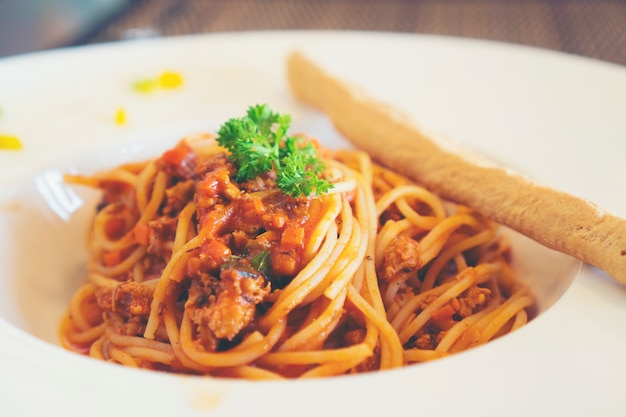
(0, 31, 625, 417)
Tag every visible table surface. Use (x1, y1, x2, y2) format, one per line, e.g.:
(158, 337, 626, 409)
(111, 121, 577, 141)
(77, 0, 626, 67)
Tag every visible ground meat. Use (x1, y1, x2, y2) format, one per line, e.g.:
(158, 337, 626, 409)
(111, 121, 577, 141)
(189, 261, 271, 343)
(96, 281, 154, 316)
(95, 281, 155, 336)
(193, 152, 232, 178)
(147, 217, 178, 257)
(141, 254, 168, 281)
(413, 333, 437, 350)
(185, 272, 221, 351)
(112, 281, 155, 316)
(457, 286, 491, 318)
(381, 234, 421, 282)
(95, 287, 113, 312)
(208, 265, 270, 340)
(195, 167, 241, 226)
(239, 170, 277, 193)
(163, 179, 195, 216)
(104, 312, 147, 337)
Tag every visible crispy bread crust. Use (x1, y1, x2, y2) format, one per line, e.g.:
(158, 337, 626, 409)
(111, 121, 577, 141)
(287, 51, 626, 285)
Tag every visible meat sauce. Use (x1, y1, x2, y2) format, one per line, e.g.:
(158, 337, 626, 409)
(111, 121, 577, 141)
(95, 141, 330, 350)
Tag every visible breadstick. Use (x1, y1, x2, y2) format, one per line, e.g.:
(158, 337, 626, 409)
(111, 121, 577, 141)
(286, 51, 626, 285)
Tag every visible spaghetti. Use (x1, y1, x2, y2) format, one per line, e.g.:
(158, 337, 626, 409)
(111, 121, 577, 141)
(59, 122, 533, 379)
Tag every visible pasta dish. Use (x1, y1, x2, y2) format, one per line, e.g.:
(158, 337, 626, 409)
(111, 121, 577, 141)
(59, 105, 534, 379)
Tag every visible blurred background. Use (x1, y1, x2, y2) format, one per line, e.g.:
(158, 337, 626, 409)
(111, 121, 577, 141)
(0, 0, 625, 66)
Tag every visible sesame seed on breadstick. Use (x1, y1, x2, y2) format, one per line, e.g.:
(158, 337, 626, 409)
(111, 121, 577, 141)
(286, 51, 626, 285)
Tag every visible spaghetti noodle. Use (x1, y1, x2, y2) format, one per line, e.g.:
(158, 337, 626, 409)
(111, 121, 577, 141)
(59, 115, 533, 379)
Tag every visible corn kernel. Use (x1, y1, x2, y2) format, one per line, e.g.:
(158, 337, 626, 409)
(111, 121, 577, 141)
(114, 108, 127, 125)
(0, 134, 23, 150)
(158, 71, 184, 89)
(133, 78, 158, 94)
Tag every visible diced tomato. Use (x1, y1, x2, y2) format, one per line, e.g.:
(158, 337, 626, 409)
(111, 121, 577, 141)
(431, 303, 457, 331)
(133, 222, 151, 246)
(102, 250, 123, 267)
(272, 252, 297, 276)
(200, 239, 232, 270)
(280, 226, 304, 249)
(161, 140, 193, 167)
(252, 198, 265, 215)
(263, 212, 286, 229)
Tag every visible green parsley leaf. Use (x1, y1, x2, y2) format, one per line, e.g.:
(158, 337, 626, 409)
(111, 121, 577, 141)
(250, 250, 272, 277)
(216, 104, 333, 197)
(277, 147, 333, 197)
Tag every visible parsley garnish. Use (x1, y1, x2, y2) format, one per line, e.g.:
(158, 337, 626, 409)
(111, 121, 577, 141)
(216, 104, 333, 197)
(250, 250, 271, 277)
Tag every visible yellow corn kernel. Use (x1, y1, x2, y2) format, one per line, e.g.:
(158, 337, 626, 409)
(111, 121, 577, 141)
(114, 108, 127, 125)
(133, 78, 158, 94)
(158, 71, 184, 89)
(0, 134, 23, 150)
